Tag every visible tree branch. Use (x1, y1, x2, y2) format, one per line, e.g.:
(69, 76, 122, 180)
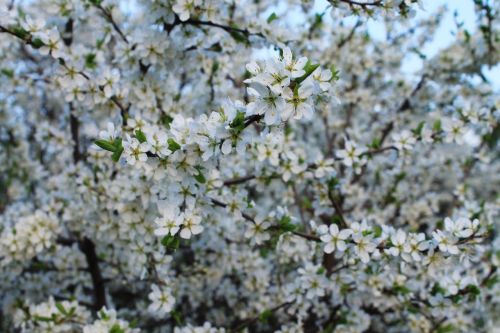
(93, 3, 129, 44)
(78, 237, 106, 312)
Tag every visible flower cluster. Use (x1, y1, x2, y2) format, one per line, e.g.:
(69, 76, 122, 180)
(0, 0, 498, 332)
(16, 297, 90, 333)
(0, 210, 59, 266)
(245, 47, 333, 125)
(317, 216, 484, 264)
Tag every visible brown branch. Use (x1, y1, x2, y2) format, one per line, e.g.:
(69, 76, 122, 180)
(0, 26, 130, 120)
(78, 237, 107, 312)
(93, 3, 129, 44)
(231, 302, 292, 332)
(480, 266, 497, 287)
(337, 19, 362, 48)
(360, 145, 398, 157)
(164, 15, 265, 40)
(291, 230, 320, 242)
(327, 190, 347, 228)
(210, 198, 321, 242)
(70, 112, 81, 163)
(243, 114, 264, 129)
(185, 18, 265, 39)
(336, 0, 383, 6)
(0, 24, 40, 48)
(223, 175, 256, 186)
(210, 198, 256, 224)
(379, 75, 427, 145)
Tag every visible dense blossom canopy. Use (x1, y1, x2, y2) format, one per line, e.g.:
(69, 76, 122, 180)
(0, 0, 499, 332)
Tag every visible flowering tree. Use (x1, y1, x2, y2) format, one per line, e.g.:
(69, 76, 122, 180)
(0, 0, 499, 332)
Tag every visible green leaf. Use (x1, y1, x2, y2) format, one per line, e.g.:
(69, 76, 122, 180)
(330, 64, 340, 81)
(362, 230, 373, 237)
(161, 235, 180, 250)
(484, 275, 498, 288)
(111, 146, 124, 162)
(327, 177, 339, 191)
(111, 138, 123, 162)
(207, 43, 223, 52)
(95, 139, 116, 152)
(436, 324, 455, 333)
(395, 172, 406, 182)
(464, 29, 471, 43)
(406, 304, 419, 314)
(295, 60, 320, 84)
(464, 284, 481, 300)
(211, 60, 219, 73)
(266, 12, 278, 23)
(129, 319, 138, 328)
(311, 13, 324, 32)
(84, 53, 97, 69)
(369, 137, 381, 149)
(31, 38, 44, 49)
(96, 38, 105, 49)
(135, 129, 147, 143)
(433, 119, 442, 132)
(229, 111, 246, 132)
(171, 310, 183, 325)
(55, 302, 67, 315)
(168, 138, 181, 152)
(228, 26, 249, 45)
(68, 306, 76, 317)
(431, 283, 446, 295)
(302, 197, 312, 209)
(278, 215, 296, 232)
(393, 284, 411, 295)
(331, 215, 343, 225)
(259, 247, 270, 258)
(11, 26, 30, 40)
(1, 68, 14, 78)
(109, 323, 125, 333)
(34, 315, 54, 322)
(258, 309, 273, 323)
(411, 121, 425, 137)
(161, 114, 174, 128)
(194, 170, 206, 184)
(99, 309, 110, 320)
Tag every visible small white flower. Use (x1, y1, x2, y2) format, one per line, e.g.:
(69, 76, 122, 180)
(352, 233, 377, 263)
(98, 68, 121, 98)
(249, 58, 290, 95)
(309, 67, 333, 93)
(402, 233, 429, 262)
(244, 214, 271, 245)
(38, 28, 65, 58)
(21, 17, 45, 33)
(99, 122, 119, 141)
(123, 136, 151, 165)
(246, 84, 285, 126)
(320, 224, 352, 253)
(282, 47, 307, 78)
(173, 0, 200, 21)
(392, 130, 416, 151)
(179, 211, 203, 239)
(154, 203, 182, 237)
(281, 84, 314, 121)
(148, 284, 175, 315)
(336, 140, 366, 168)
(432, 230, 459, 255)
(442, 119, 465, 144)
(387, 230, 406, 256)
